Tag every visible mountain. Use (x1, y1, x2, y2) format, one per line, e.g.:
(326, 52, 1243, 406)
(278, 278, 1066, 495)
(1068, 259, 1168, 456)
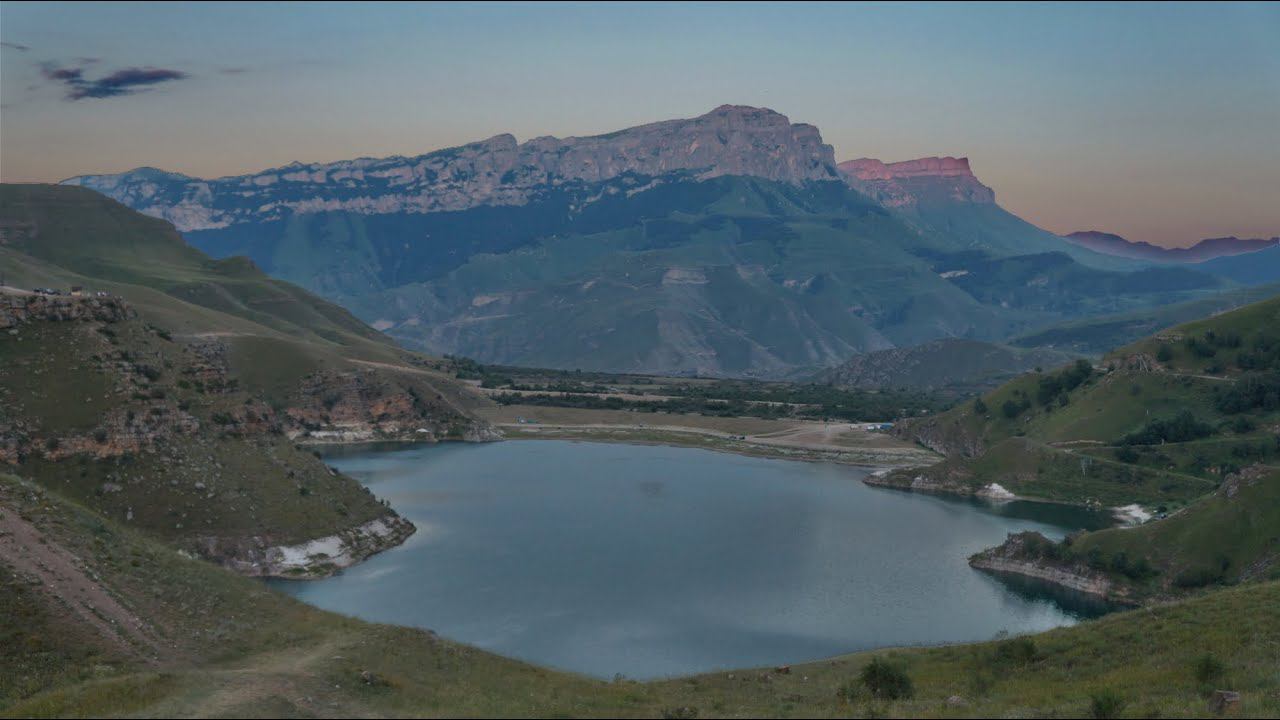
(61, 106, 1226, 377)
(64, 105, 839, 232)
(816, 338, 1077, 394)
(1065, 230, 1278, 264)
(1010, 283, 1280, 354)
(0, 184, 492, 576)
(838, 156, 995, 206)
(1194, 243, 1280, 286)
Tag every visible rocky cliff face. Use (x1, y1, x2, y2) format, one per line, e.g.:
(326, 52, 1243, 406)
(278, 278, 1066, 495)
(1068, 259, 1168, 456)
(1, 291, 135, 329)
(968, 532, 1128, 602)
(64, 105, 839, 232)
(837, 156, 995, 207)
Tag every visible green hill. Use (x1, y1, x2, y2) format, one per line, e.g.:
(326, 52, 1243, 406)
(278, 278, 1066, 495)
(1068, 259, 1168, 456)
(0, 184, 492, 576)
(1011, 283, 1280, 355)
(882, 293, 1280, 603)
(816, 338, 1079, 394)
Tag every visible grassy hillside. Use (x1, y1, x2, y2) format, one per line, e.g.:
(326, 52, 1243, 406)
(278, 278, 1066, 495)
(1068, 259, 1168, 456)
(816, 338, 1078, 394)
(971, 463, 1279, 607)
(0, 184, 486, 421)
(4, 471, 1278, 718)
(890, 293, 1280, 509)
(1010, 283, 1280, 354)
(0, 184, 491, 573)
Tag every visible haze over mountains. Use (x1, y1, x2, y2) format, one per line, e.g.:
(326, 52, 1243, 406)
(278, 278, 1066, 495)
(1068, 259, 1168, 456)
(64, 105, 1260, 377)
(1064, 230, 1278, 264)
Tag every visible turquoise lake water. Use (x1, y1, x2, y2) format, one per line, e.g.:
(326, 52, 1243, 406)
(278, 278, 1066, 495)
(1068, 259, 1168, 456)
(269, 440, 1114, 679)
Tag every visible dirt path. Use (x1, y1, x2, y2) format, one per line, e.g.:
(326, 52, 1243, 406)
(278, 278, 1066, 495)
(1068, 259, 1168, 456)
(501, 418, 936, 466)
(0, 499, 171, 662)
(179, 637, 358, 718)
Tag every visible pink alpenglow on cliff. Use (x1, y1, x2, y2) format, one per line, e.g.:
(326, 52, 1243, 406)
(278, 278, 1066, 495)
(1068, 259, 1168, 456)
(838, 156, 996, 207)
(838, 156, 977, 181)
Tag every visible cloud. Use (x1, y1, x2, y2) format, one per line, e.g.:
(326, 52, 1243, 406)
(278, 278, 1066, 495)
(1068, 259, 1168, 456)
(39, 61, 190, 100)
(1, 41, 30, 52)
(218, 66, 250, 75)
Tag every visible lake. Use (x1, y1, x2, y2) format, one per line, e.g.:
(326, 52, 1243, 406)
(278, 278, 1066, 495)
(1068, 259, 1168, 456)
(269, 440, 1115, 680)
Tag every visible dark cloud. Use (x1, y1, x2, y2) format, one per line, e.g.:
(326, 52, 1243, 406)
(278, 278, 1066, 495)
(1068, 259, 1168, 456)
(1, 41, 30, 51)
(39, 61, 190, 100)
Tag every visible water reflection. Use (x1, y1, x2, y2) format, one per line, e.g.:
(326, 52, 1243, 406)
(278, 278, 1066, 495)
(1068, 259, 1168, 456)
(272, 440, 1117, 679)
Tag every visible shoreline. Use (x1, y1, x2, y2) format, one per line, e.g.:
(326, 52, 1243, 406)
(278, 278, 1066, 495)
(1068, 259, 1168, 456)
(863, 468, 1147, 523)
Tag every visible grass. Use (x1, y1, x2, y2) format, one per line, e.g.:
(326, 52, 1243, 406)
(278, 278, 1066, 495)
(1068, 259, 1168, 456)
(1070, 464, 1280, 592)
(3, 471, 1280, 718)
(904, 437, 1216, 507)
(1, 185, 486, 556)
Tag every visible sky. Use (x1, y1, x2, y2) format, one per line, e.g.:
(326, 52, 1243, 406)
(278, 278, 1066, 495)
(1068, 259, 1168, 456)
(1, 2, 1278, 247)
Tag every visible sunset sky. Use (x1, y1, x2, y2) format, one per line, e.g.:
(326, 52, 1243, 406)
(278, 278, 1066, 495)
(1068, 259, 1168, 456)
(2, 1, 1277, 247)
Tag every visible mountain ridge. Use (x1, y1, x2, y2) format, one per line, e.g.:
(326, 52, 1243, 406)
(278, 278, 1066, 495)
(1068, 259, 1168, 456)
(1065, 229, 1278, 264)
(63, 105, 838, 232)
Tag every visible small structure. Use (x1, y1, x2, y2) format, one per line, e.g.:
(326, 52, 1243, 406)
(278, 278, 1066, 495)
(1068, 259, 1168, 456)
(70, 285, 83, 296)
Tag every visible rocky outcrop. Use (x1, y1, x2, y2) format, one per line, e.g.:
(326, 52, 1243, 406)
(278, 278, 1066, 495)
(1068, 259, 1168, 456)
(1, 291, 134, 329)
(64, 105, 839, 232)
(837, 156, 995, 207)
(892, 414, 986, 458)
(968, 531, 1132, 603)
(864, 465, 977, 495)
(193, 513, 416, 578)
(840, 156, 978, 181)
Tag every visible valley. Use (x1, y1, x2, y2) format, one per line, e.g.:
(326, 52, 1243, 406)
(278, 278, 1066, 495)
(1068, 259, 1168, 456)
(65, 105, 1273, 378)
(2, 62, 1278, 720)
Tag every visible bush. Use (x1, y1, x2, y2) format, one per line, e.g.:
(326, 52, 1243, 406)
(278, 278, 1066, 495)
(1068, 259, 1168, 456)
(136, 364, 162, 381)
(1122, 411, 1214, 446)
(1156, 344, 1173, 362)
(973, 398, 988, 415)
(992, 636, 1040, 666)
(1215, 372, 1280, 414)
(1193, 653, 1225, 686)
(859, 657, 914, 700)
(1174, 564, 1225, 588)
(1003, 397, 1029, 419)
(1089, 689, 1127, 718)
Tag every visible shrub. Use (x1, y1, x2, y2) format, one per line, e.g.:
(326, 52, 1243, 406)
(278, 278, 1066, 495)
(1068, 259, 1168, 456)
(1175, 565, 1225, 588)
(1122, 411, 1214, 446)
(992, 636, 1040, 666)
(136, 364, 162, 381)
(1156, 345, 1173, 362)
(1089, 689, 1127, 719)
(973, 398, 988, 415)
(860, 657, 914, 700)
(1193, 653, 1225, 687)
(1003, 398, 1028, 419)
